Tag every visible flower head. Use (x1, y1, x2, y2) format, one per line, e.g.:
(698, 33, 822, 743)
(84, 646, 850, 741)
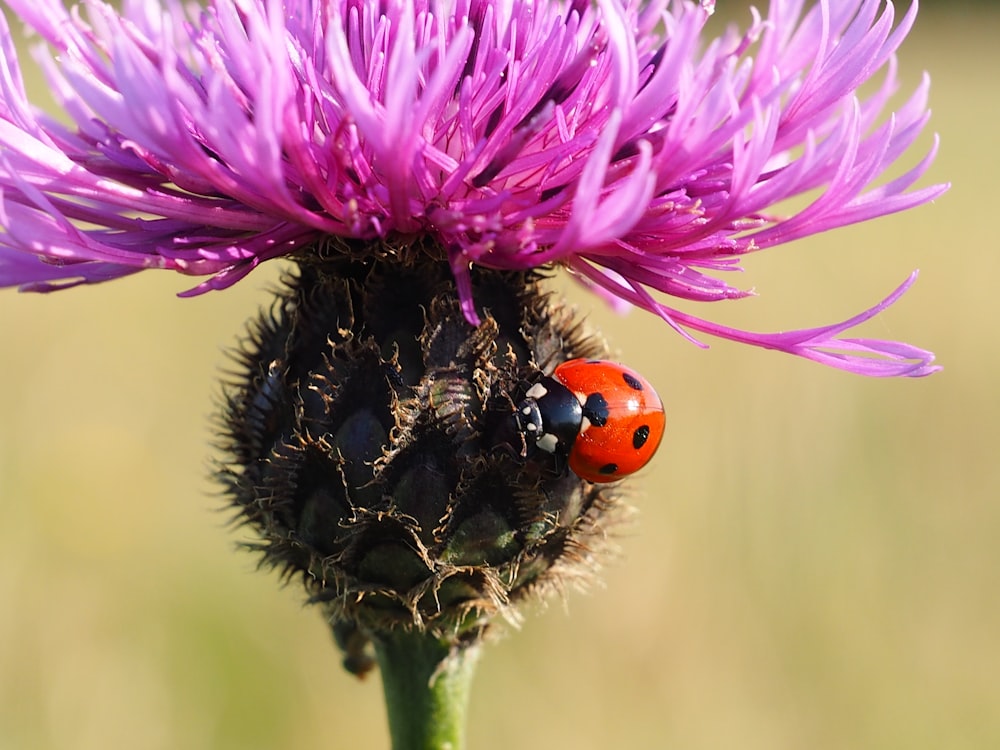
(0, 0, 945, 375)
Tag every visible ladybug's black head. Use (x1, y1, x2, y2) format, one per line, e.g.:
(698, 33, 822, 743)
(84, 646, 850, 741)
(516, 376, 583, 456)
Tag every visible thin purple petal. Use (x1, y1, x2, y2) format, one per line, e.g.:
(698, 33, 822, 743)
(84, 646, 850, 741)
(0, 0, 946, 375)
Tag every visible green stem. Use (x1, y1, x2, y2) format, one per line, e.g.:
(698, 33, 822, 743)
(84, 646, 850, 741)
(374, 630, 480, 750)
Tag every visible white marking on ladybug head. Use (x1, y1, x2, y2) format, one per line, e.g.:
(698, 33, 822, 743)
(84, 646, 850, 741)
(525, 382, 548, 400)
(536, 432, 559, 453)
(579, 416, 591, 434)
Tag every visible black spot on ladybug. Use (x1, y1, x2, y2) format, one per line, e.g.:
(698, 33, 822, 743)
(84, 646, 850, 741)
(622, 372, 643, 391)
(633, 425, 650, 449)
(582, 393, 609, 427)
(598, 463, 619, 476)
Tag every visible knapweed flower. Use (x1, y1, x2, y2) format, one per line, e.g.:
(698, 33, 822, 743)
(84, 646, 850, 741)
(1, 3, 949, 738)
(0, 0, 944, 376)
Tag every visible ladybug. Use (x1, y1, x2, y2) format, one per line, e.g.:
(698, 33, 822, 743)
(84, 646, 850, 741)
(513, 359, 665, 483)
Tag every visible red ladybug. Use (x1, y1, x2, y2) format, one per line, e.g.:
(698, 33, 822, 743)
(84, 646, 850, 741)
(513, 359, 665, 483)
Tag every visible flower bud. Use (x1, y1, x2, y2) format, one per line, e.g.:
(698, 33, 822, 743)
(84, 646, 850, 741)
(218, 242, 626, 674)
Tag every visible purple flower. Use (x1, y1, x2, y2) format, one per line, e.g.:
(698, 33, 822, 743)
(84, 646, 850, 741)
(0, 0, 946, 376)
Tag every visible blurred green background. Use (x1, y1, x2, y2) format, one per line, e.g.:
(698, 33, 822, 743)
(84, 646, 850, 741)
(1, 4, 997, 749)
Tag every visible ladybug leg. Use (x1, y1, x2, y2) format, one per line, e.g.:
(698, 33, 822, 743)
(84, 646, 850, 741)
(546, 448, 570, 479)
(486, 392, 537, 461)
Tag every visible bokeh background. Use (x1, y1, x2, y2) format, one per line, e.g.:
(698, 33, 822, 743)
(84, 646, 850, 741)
(1, 2, 997, 749)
